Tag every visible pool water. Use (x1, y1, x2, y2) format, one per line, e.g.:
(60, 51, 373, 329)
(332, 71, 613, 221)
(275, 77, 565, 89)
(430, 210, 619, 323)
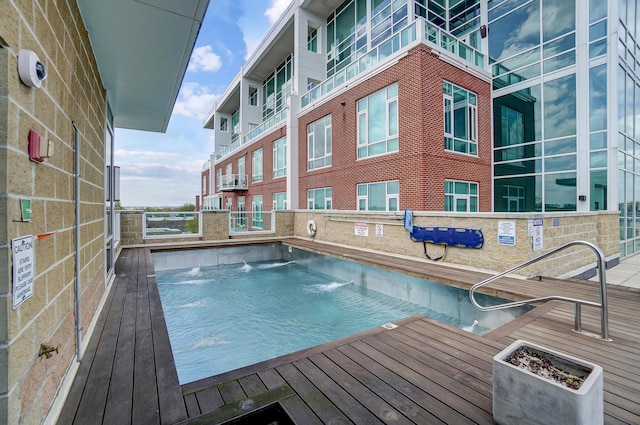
(155, 246, 531, 385)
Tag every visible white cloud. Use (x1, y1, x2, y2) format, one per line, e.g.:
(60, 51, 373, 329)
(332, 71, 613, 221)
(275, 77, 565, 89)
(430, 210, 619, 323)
(188, 45, 222, 72)
(172, 83, 219, 120)
(265, 0, 291, 24)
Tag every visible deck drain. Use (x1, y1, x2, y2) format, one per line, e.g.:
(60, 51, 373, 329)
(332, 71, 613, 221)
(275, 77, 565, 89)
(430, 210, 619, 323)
(381, 323, 398, 330)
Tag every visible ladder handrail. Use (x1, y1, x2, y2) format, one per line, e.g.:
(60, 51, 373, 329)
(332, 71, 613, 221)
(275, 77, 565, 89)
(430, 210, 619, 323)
(469, 240, 610, 340)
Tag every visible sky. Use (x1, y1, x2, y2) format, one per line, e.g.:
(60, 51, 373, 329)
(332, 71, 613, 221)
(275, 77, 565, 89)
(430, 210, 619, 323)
(114, 0, 292, 207)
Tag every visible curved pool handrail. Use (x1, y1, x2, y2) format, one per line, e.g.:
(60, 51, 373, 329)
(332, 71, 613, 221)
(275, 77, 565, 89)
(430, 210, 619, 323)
(469, 240, 610, 340)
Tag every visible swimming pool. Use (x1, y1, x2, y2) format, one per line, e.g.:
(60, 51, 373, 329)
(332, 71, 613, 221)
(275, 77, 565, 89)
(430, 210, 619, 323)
(154, 245, 531, 384)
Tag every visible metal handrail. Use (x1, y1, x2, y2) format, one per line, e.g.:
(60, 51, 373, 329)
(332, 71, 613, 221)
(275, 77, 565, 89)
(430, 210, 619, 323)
(469, 240, 610, 340)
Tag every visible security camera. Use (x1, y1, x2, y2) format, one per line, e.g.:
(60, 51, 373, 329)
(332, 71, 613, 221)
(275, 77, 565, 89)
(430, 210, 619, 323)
(18, 49, 47, 88)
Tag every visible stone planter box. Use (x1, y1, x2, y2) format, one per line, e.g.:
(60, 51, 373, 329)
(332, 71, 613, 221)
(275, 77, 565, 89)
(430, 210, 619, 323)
(493, 340, 603, 425)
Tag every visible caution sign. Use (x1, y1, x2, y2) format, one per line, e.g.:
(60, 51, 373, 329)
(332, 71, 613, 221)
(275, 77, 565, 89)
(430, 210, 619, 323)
(12, 235, 35, 309)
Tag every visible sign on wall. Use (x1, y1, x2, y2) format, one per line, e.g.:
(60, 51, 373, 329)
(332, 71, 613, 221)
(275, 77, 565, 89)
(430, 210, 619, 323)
(354, 222, 369, 237)
(12, 235, 35, 309)
(498, 221, 516, 246)
(532, 218, 544, 251)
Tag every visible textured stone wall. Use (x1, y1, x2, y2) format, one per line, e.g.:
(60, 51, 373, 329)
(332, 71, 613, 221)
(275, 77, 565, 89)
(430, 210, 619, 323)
(293, 210, 620, 278)
(0, 2, 108, 424)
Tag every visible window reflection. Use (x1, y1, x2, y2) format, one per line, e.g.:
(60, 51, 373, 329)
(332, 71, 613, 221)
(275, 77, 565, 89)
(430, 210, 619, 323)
(545, 172, 576, 211)
(542, 0, 575, 42)
(489, 0, 540, 63)
(543, 74, 576, 139)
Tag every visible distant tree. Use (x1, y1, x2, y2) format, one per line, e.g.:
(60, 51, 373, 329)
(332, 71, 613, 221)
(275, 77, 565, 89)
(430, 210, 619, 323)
(177, 203, 196, 212)
(114, 201, 125, 210)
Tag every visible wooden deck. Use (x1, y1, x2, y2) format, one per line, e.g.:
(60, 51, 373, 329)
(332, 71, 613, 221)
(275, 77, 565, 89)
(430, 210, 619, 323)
(58, 240, 640, 424)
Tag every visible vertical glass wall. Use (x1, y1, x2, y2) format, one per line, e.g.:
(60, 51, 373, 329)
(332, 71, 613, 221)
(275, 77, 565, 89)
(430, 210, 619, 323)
(490, 0, 580, 213)
(617, 0, 640, 256)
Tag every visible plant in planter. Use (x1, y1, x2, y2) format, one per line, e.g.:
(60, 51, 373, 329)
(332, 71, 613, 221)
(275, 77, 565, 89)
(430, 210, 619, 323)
(492, 340, 603, 425)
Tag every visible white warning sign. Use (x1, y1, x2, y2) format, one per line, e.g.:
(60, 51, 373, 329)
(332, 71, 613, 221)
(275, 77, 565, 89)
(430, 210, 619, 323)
(12, 235, 35, 309)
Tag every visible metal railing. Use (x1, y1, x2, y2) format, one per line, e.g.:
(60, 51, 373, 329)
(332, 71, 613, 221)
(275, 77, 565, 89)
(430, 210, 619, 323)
(143, 212, 202, 239)
(229, 211, 276, 235)
(469, 241, 610, 340)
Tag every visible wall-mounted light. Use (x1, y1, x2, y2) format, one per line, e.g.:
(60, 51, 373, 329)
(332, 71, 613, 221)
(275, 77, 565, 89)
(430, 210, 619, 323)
(480, 25, 488, 39)
(18, 49, 47, 88)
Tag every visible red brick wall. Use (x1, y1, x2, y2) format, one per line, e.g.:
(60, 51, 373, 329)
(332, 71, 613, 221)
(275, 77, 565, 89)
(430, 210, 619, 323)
(298, 45, 492, 211)
(216, 127, 287, 210)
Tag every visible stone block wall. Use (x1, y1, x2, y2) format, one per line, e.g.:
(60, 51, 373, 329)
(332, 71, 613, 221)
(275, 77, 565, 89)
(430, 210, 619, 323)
(293, 210, 620, 279)
(0, 2, 109, 424)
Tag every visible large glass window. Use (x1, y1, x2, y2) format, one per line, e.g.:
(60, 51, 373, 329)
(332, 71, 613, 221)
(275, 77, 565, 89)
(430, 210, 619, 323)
(444, 82, 478, 155)
(262, 55, 293, 120)
(543, 74, 576, 140)
(252, 148, 263, 183)
(445, 180, 478, 212)
(357, 83, 398, 158)
(308, 188, 333, 209)
(252, 195, 263, 228)
(308, 115, 332, 170)
(357, 180, 399, 211)
(273, 192, 287, 210)
(273, 137, 287, 178)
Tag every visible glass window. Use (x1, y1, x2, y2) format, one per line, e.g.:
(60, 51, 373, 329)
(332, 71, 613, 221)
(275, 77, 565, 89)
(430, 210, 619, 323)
(545, 172, 576, 211)
(308, 27, 318, 52)
(494, 85, 542, 149)
(220, 117, 228, 132)
(308, 115, 332, 170)
(357, 83, 399, 158)
(273, 192, 287, 210)
(216, 168, 222, 191)
(589, 64, 607, 132)
(249, 87, 258, 106)
(542, 0, 575, 42)
(273, 137, 287, 178)
(444, 82, 478, 155)
(252, 148, 263, 183)
(494, 176, 542, 212)
(489, 0, 540, 63)
(357, 180, 399, 211)
(308, 188, 333, 210)
(445, 180, 479, 212)
(544, 74, 576, 139)
(252, 195, 263, 228)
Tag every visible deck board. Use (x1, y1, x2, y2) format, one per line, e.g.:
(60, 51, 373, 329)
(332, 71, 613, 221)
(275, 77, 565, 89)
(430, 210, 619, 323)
(57, 242, 640, 424)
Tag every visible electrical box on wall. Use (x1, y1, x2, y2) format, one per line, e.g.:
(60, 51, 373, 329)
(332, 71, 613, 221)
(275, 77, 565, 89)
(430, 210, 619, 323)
(28, 130, 44, 163)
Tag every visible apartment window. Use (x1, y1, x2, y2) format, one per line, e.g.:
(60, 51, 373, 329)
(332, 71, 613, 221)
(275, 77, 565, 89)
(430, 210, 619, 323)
(249, 87, 258, 106)
(445, 180, 478, 212)
(443, 82, 477, 155)
(272, 192, 287, 210)
(357, 83, 398, 159)
(308, 115, 332, 170)
(308, 188, 333, 210)
(216, 168, 222, 191)
(231, 109, 240, 144)
(357, 180, 399, 211)
(308, 27, 318, 52)
(220, 117, 228, 132)
(252, 148, 263, 183)
(273, 136, 287, 178)
(237, 156, 246, 186)
(252, 195, 263, 228)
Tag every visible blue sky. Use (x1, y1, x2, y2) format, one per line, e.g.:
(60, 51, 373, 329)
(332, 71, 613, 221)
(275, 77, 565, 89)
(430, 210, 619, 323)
(115, 0, 292, 207)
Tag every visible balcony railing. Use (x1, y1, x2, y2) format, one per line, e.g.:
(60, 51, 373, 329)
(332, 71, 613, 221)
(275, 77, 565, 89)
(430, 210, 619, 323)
(143, 212, 201, 239)
(219, 174, 248, 191)
(301, 18, 485, 108)
(229, 211, 275, 235)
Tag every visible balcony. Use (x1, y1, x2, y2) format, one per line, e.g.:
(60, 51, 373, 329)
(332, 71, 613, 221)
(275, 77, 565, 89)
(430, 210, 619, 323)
(219, 174, 248, 192)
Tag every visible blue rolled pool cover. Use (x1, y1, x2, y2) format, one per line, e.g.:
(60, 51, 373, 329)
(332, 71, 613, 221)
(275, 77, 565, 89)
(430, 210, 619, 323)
(409, 226, 484, 249)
